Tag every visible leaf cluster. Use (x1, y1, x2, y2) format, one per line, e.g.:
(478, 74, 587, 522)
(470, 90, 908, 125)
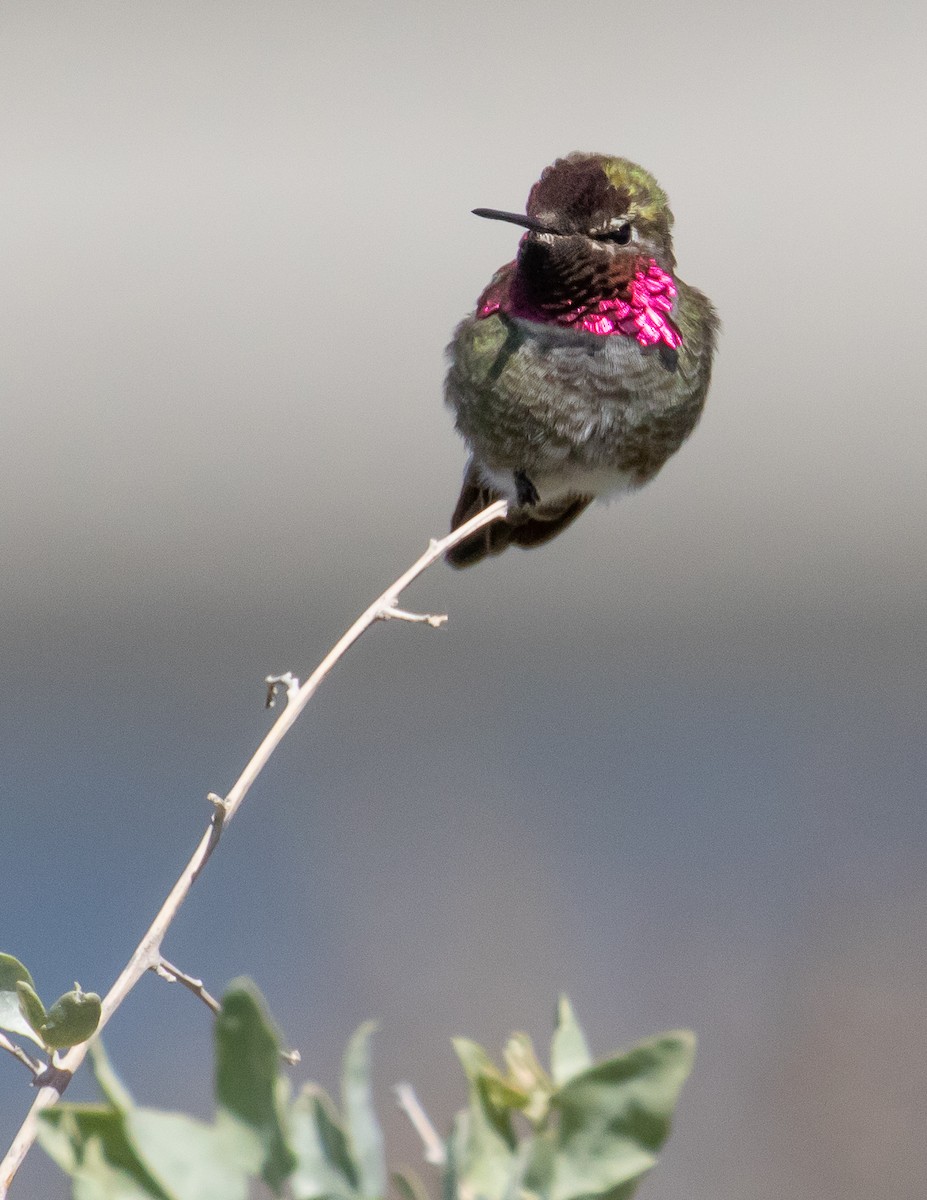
(28, 982, 694, 1200)
(446, 997, 694, 1200)
(0, 952, 101, 1054)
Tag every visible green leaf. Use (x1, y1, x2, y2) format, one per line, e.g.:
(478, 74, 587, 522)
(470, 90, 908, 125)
(341, 1022, 386, 1198)
(499, 1143, 533, 1200)
(16, 980, 48, 1039)
(502, 1033, 552, 1122)
(41, 984, 102, 1049)
(441, 1107, 463, 1200)
(0, 953, 34, 990)
(503, 1033, 548, 1092)
(127, 1109, 254, 1200)
(453, 1039, 523, 1132)
(214, 979, 297, 1194)
(550, 997, 592, 1087)
(289, 1084, 360, 1200)
(90, 1039, 135, 1112)
(0, 953, 45, 1046)
(37, 1105, 171, 1199)
(72, 1135, 166, 1200)
(453, 1041, 525, 1132)
(450, 1040, 518, 1200)
(548, 1031, 696, 1200)
(522, 1127, 557, 1198)
(391, 1168, 430, 1200)
(441, 1112, 466, 1200)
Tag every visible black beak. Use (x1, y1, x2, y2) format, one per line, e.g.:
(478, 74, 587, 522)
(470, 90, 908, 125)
(471, 208, 555, 234)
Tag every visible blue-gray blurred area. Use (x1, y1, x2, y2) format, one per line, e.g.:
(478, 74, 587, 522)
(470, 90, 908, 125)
(1, 3, 926, 1197)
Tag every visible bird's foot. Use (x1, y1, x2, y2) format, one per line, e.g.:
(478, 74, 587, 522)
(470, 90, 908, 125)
(514, 470, 540, 507)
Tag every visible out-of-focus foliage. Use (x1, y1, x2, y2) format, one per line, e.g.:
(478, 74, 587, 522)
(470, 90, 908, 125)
(34, 983, 694, 1200)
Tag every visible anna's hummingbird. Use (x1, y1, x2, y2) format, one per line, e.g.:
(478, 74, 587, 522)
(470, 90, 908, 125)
(445, 152, 718, 567)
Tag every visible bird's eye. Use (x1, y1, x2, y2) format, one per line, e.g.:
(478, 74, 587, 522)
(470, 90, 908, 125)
(598, 223, 632, 245)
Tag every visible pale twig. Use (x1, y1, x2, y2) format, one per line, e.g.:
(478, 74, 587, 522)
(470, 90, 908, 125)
(191, 793, 229, 883)
(380, 600, 448, 628)
(264, 671, 300, 709)
(0, 1036, 43, 1081)
(0, 499, 507, 1197)
(152, 958, 221, 1015)
(394, 1082, 446, 1165)
(152, 957, 301, 1065)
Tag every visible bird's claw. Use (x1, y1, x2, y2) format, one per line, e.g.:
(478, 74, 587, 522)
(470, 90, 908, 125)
(514, 470, 540, 507)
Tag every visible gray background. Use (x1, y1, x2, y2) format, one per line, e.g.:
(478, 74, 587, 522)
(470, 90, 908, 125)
(1, 2, 926, 1196)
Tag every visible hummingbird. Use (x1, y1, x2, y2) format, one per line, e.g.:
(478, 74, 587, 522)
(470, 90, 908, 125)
(444, 152, 718, 567)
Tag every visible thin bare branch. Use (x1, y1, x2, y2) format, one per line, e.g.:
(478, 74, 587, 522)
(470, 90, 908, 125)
(394, 1082, 446, 1165)
(380, 601, 448, 628)
(0, 1036, 43, 1081)
(0, 499, 507, 1197)
(151, 958, 301, 1065)
(152, 958, 221, 1015)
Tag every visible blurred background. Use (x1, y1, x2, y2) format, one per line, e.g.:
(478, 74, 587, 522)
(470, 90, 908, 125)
(1, 2, 925, 1196)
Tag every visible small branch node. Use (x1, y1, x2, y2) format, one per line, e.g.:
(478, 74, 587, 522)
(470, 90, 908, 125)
(152, 958, 221, 1015)
(206, 792, 229, 818)
(379, 600, 448, 629)
(30, 1063, 72, 1093)
(264, 672, 300, 709)
(192, 793, 230, 882)
(394, 1082, 446, 1165)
